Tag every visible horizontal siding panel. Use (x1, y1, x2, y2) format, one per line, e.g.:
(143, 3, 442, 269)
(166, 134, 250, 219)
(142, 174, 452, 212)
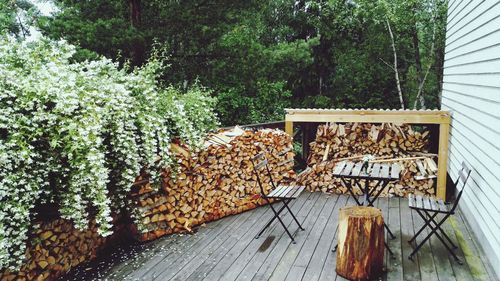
(447, 0, 487, 34)
(447, 125, 500, 196)
(448, 154, 500, 247)
(443, 72, 500, 88)
(460, 191, 500, 250)
(442, 57, 500, 75)
(448, 156, 499, 215)
(442, 90, 500, 118)
(447, 0, 499, 43)
(447, 122, 500, 195)
(444, 43, 500, 66)
(444, 0, 500, 276)
(448, 146, 500, 242)
(442, 87, 500, 110)
(442, 81, 500, 102)
(447, 0, 471, 25)
(442, 99, 500, 146)
(448, 0, 459, 11)
(445, 27, 500, 60)
(448, 111, 500, 157)
(447, 0, 475, 30)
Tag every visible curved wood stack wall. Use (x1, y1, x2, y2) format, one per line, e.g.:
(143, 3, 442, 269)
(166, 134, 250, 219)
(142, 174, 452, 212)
(0, 219, 126, 281)
(130, 129, 296, 241)
(0, 129, 295, 281)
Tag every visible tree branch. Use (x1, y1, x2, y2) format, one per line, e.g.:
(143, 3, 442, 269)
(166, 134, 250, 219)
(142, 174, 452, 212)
(386, 18, 405, 109)
(379, 57, 395, 71)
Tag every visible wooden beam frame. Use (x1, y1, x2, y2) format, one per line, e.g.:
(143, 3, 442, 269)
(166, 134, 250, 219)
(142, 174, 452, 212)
(285, 108, 451, 200)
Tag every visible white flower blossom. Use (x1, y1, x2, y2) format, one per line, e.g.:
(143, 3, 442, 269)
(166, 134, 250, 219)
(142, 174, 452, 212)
(0, 35, 218, 269)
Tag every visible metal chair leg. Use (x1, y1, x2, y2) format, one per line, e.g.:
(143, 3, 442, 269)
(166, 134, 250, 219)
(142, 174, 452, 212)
(424, 211, 458, 249)
(409, 211, 439, 243)
(384, 223, 396, 239)
(283, 199, 304, 230)
(255, 199, 287, 239)
(408, 213, 456, 260)
(255, 198, 300, 243)
(274, 208, 295, 243)
(341, 178, 362, 206)
(385, 241, 394, 256)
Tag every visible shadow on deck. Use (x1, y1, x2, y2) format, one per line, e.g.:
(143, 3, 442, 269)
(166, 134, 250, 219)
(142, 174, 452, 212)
(61, 192, 496, 281)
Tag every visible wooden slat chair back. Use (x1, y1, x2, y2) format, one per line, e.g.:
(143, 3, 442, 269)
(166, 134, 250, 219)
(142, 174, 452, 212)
(408, 161, 472, 264)
(250, 151, 305, 243)
(449, 161, 472, 213)
(251, 152, 276, 197)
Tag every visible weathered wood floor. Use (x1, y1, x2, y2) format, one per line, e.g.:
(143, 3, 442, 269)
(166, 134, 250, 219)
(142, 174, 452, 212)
(62, 192, 496, 281)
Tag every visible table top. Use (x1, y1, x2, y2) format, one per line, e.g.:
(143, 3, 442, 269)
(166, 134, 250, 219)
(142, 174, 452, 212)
(332, 160, 401, 181)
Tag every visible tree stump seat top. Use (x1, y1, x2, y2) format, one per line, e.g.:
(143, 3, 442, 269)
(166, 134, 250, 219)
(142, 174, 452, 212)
(339, 206, 382, 218)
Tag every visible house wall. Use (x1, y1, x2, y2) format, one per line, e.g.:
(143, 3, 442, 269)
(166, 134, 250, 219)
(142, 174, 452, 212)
(441, 0, 500, 277)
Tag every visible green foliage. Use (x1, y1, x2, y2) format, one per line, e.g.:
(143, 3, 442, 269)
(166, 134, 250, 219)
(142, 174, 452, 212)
(0, 36, 218, 270)
(0, 0, 40, 38)
(37, 0, 447, 124)
(217, 81, 291, 125)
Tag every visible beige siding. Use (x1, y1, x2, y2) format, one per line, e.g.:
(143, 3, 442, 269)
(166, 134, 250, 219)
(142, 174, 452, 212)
(442, 0, 500, 277)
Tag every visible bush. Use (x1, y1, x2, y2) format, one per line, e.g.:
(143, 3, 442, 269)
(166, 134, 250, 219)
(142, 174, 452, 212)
(0, 36, 218, 269)
(216, 80, 291, 126)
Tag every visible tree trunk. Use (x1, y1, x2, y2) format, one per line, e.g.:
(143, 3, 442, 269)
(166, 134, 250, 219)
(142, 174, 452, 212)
(411, 20, 426, 109)
(386, 19, 405, 109)
(128, 0, 145, 66)
(336, 206, 385, 281)
(129, 0, 141, 27)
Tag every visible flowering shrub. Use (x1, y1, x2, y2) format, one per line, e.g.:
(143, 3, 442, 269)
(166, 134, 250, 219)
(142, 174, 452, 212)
(0, 36, 218, 269)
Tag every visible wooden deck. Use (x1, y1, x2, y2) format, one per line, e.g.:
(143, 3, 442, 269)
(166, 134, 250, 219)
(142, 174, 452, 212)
(62, 192, 496, 281)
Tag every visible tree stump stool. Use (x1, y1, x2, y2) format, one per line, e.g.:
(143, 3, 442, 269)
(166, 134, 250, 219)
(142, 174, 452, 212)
(336, 206, 385, 281)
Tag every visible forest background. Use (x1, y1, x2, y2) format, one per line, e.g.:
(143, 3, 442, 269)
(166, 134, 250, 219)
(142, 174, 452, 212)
(2, 0, 447, 126)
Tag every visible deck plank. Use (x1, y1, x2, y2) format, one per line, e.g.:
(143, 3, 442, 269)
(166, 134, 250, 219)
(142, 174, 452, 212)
(386, 197, 404, 281)
(111, 217, 228, 280)
(266, 194, 329, 281)
(208, 193, 319, 281)
(452, 209, 494, 281)
(317, 196, 357, 281)
(301, 195, 348, 281)
(410, 204, 439, 281)
(187, 193, 311, 281)
(60, 193, 497, 281)
(168, 206, 269, 281)
(440, 215, 475, 281)
(400, 197, 422, 281)
(249, 193, 323, 281)
(136, 212, 242, 280)
(278, 194, 340, 281)
(428, 217, 456, 281)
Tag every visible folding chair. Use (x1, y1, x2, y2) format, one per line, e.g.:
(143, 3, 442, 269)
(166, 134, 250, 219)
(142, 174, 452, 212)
(251, 152, 305, 243)
(408, 161, 472, 264)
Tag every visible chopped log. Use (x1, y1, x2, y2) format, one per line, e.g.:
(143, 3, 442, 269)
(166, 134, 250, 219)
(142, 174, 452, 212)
(129, 128, 296, 241)
(298, 122, 436, 197)
(336, 206, 385, 281)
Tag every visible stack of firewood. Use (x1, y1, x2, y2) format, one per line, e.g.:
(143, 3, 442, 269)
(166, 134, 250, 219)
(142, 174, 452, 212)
(0, 218, 119, 281)
(130, 128, 296, 241)
(297, 122, 437, 197)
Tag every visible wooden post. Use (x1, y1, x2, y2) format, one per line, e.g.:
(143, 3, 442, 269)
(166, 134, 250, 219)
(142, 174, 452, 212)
(336, 206, 385, 281)
(301, 124, 308, 160)
(285, 120, 293, 139)
(437, 122, 450, 200)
